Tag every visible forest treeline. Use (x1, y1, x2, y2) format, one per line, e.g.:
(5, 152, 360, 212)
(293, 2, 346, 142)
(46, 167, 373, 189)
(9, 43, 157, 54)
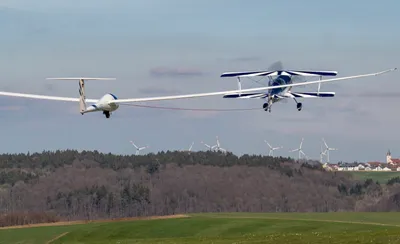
(1, 150, 400, 227)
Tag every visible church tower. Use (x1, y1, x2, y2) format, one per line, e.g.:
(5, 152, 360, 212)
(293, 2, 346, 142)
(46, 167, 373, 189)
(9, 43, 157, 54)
(387, 150, 392, 164)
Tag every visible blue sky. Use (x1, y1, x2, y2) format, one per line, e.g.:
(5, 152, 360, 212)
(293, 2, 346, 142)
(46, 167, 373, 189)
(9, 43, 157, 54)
(1, 0, 399, 163)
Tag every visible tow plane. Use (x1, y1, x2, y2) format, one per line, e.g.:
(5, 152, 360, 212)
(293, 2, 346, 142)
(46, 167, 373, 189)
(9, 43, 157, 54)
(221, 69, 357, 112)
(0, 68, 397, 118)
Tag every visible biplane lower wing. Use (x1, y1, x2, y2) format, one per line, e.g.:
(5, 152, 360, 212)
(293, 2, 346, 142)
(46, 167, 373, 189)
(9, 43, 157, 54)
(223, 91, 335, 99)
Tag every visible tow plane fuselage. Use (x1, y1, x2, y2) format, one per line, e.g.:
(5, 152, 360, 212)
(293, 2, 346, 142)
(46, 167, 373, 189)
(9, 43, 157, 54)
(268, 74, 292, 96)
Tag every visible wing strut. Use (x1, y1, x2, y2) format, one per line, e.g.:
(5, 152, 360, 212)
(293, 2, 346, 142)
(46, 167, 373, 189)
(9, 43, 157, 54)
(317, 76, 321, 95)
(237, 77, 242, 96)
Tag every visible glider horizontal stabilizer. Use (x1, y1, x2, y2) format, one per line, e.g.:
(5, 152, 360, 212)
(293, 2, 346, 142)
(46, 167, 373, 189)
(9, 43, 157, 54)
(46, 77, 116, 81)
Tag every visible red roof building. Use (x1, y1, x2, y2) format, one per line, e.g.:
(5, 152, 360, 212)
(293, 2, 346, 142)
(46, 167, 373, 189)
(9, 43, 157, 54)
(387, 150, 400, 165)
(367, 162, 383, 167)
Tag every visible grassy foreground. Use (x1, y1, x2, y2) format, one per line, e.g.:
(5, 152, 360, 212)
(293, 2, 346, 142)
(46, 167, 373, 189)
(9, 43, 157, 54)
(1, 212, 400, 244)
(347, 171, 400, 183)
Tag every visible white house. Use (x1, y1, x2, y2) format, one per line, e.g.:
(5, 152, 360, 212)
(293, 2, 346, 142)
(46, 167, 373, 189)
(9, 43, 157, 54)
(373, 166, 382, 171)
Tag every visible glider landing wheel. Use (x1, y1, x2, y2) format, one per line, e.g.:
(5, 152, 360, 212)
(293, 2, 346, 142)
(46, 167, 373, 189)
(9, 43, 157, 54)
(297, 102, 302, 111)
(103, 111, 110, 118)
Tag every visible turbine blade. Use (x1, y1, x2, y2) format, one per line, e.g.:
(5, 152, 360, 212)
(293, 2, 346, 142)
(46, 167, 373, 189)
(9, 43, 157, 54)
(130, 141, 139, 149)
(189, 142, 194, 151)
(323, 138, 329, 148)
(299, 138, 304, 148)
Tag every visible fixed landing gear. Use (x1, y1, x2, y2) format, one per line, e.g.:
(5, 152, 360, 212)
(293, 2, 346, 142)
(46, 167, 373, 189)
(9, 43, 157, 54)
(103, 111, 110, 118)
(263, 102, 271, 112)
(262, 97, 303, 112)
(297, 102, 302, 111)
(293, 97, 302, 111)
(263, 97, 273, 112)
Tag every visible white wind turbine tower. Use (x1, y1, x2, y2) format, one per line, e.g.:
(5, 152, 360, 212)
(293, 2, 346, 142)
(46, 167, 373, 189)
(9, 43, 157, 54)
(264, 140, 283, 156)
(289, 138, 306, 160)
(129, 140, 149, 155)
(320, 144, 327, 163)
(322, 138, 337, 163)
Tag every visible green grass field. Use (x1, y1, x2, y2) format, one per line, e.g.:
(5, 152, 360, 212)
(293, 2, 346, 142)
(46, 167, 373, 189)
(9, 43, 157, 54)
(1, 212, 400, 244)
(347, 171, 400, 183)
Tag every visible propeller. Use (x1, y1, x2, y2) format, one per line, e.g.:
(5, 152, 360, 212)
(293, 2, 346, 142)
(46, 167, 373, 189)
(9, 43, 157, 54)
(267, 61, 306, 88)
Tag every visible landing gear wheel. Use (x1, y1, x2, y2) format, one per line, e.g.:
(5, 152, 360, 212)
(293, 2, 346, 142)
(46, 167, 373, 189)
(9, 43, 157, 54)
(263, 103, 268, 111)
(103, 111, 110, 118)
(297, 102, 302, 111)
(263, 103, 271, 112)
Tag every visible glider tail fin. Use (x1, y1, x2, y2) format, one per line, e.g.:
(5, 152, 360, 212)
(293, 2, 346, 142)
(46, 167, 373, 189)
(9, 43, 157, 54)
(46, 77, 116, 114)
(79, 79, 86, 114)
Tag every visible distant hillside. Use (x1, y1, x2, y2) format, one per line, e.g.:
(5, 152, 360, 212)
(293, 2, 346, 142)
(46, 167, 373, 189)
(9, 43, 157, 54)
(0, 150, 400, 227)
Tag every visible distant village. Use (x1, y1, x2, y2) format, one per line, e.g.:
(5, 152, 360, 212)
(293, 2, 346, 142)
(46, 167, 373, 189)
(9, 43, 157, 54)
(323, 150, 400, 172)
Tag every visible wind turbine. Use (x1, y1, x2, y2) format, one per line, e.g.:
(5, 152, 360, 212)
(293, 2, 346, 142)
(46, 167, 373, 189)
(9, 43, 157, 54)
(213, 136, 226, 153)
(184, 141, 194, 154)
(322, 138, 337, 163)
(264, 140, 283, 156)
(129, 140, 149, 155)
(320, 144, 327, 163)
(289, 138, 306, 160)
(188, 141, 194, 152)
(201, 141, 213, 151)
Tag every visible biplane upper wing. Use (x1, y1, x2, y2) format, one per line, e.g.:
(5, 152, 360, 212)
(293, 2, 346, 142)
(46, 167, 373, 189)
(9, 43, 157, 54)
(223, 91, 335, 99)
(220, 70, 338, 78)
